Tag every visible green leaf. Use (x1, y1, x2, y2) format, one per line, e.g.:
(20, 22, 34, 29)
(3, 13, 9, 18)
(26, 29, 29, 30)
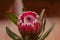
(40, 9, 45, 21)
(38, 19, 46, 38)
(6, 27, 23, 40)
(40, 9, 46, 30)
(7, 12, 18, 25)
(43, 17, 46, 31)
(38, 9, 46, 38)
(39, 23, 55, 40)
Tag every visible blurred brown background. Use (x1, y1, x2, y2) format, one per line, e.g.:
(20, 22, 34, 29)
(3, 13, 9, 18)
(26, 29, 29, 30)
(0, 0, 60, 20)
(23, 0, 60, 17)
(0, 0, 15, 20)
(0, 0, 60, 40)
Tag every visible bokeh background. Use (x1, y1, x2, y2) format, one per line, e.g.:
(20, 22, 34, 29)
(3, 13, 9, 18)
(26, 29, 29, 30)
(0, 0, 60, 40)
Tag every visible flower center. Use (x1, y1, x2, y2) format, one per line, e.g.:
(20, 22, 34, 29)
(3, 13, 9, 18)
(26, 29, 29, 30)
(24, 15, 35, 24)
(26, 17, 32, 22)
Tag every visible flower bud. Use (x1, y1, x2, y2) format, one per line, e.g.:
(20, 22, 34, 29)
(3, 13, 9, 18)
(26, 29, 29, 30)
(18, 11, 41, 40)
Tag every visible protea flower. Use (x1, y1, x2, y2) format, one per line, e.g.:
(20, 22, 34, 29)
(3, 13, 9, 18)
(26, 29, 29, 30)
(18, 11, 41, 40)
(6, 9, 55, 40)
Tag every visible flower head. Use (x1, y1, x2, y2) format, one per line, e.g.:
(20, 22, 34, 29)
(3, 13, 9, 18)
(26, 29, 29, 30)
(18, 11, 41, 40)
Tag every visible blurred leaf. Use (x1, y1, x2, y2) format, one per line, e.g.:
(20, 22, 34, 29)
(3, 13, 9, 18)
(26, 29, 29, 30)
(40, 9, 46, 30)
(43, 17, 46, 31)
(38, 27, 44, 38)
(38, 9, 45, 38)
(38, 18, 46, 38)
(7, 12, 18, 25)
(40, 9, 45, 21)
(39, 23, 55, 40)
(6, 27, 23, 40)
(38, 19, 46, 38)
